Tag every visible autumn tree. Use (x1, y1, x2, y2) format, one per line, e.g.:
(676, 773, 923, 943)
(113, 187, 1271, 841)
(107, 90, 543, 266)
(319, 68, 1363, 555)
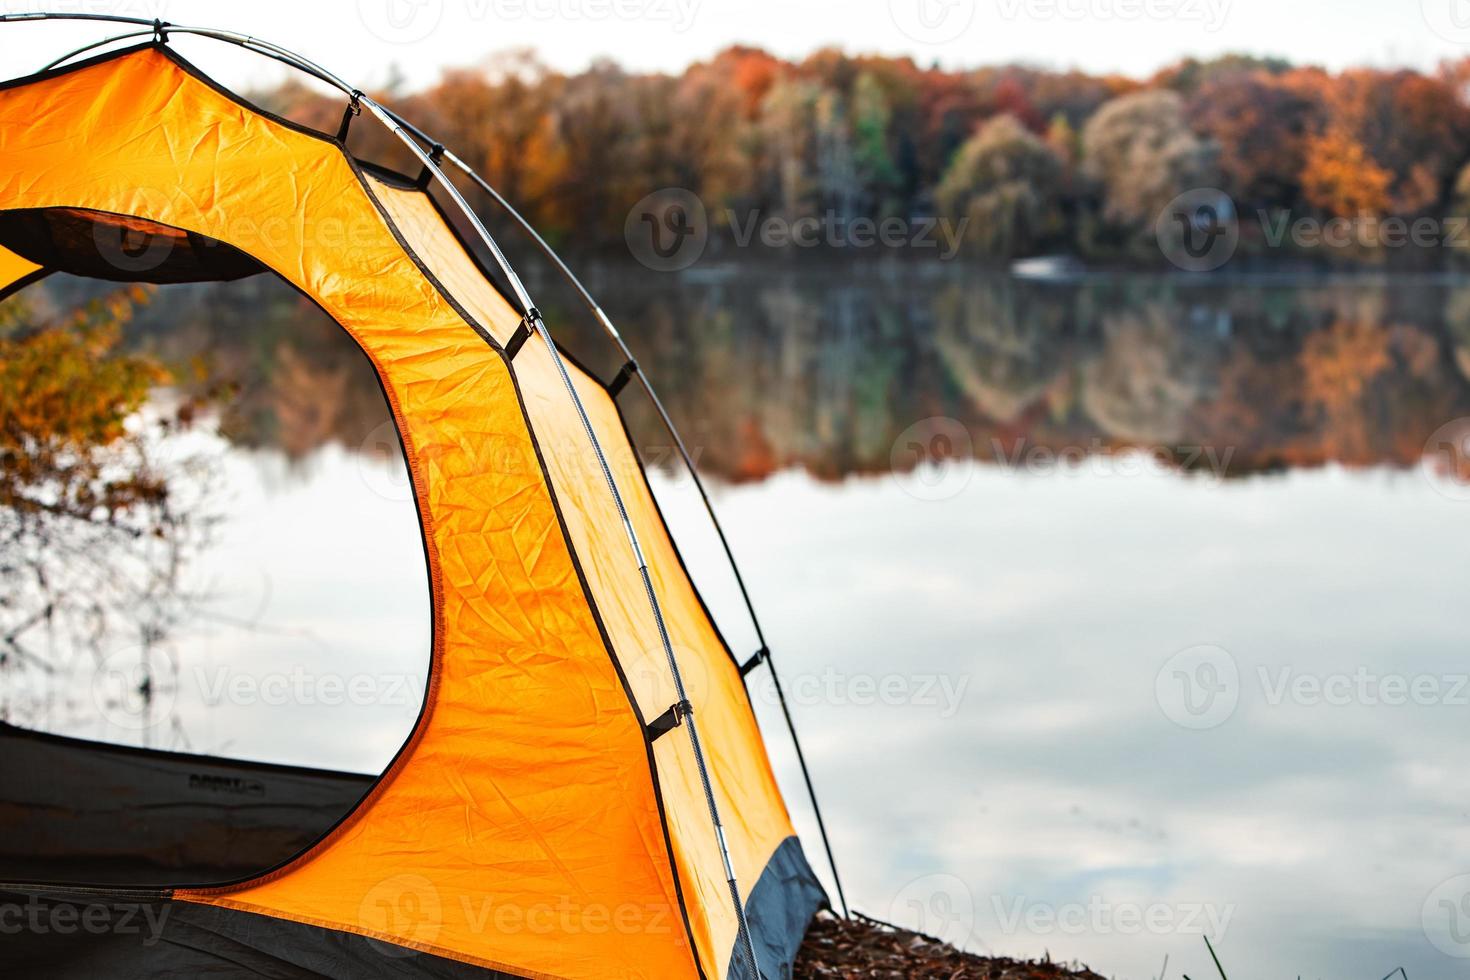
(0, 289, 220, 737)
(1081, 90, 1218, 241)
(935, 114, 1063, 258)
(1189, 71, 1322, 209)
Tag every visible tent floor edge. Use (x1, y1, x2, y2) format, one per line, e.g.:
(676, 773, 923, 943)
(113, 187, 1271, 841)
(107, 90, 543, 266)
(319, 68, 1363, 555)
(0, 887, 533, 979)
(726, 836, 828, 980)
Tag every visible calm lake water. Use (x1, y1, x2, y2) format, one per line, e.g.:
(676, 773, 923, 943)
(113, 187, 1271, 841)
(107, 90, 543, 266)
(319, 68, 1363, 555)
(9, 262, 1470, 978)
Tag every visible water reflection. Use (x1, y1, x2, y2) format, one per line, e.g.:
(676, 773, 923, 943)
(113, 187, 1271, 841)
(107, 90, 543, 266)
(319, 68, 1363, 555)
(7, 266, 1470, 976)
(0, 287, 222, 742)
(554, 265, 1470, 485)
(33, 266, 1470, 487)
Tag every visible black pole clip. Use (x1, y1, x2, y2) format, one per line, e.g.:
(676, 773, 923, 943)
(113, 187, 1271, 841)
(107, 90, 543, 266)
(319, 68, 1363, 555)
(608, 359, 640, 398)
(505, 317, 533, 360)
(336, 90, 363, 143)
(646, 699, 693, 742)
(416, 143, 447, 188)
(739, 646, 769, 677)
(152, 20, 170, 44)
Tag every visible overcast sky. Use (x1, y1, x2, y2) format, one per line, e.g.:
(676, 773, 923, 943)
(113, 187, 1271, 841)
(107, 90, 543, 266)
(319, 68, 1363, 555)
(3, 0, 1470, 93)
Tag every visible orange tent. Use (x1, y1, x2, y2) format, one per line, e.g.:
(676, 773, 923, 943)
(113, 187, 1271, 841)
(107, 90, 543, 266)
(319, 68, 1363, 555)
(0, 20, 834, 980)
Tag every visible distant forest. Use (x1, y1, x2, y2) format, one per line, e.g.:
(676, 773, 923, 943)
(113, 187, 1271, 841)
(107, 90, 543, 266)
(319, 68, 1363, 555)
(259, 48, 1470, 266)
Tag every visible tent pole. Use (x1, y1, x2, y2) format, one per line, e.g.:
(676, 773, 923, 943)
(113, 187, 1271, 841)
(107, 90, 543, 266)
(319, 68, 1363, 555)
(420, 142, 851, 921)
(0, 7, 827, 951)
(359, 97, 767, 980)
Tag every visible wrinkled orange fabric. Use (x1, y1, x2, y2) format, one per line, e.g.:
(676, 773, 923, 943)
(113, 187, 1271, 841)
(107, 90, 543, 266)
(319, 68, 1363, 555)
(0, 44, 803, 980)
(372, 180, 799, 974)
(0, 47, 693, 979)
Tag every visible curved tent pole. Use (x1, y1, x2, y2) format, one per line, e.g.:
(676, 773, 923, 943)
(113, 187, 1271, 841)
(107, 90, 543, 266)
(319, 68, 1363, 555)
(0, 12, 768, 976)
(382, 120, 851, 921)
(359, 97, 766, 980)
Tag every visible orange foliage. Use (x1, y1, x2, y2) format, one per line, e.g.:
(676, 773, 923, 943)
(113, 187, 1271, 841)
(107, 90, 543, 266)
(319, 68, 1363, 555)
(0, 287, 172, 523)
(1300, 127, 1392, 218)
(1299, 319, 1391, 412)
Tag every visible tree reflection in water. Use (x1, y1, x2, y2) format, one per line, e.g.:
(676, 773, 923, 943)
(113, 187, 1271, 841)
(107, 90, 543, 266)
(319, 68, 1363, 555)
(9, 266, 1470, 745)
(0, 287, 223, 745)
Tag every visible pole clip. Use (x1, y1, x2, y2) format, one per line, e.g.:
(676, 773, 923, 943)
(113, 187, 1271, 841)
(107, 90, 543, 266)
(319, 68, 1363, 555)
(505, 317, 534, 360)
(739, 646, 769, 677)
(336, 91, 363, 143)
(646, 700, 693, 742)
(608, 359, 640, 397)
(152, 19, 170, 44)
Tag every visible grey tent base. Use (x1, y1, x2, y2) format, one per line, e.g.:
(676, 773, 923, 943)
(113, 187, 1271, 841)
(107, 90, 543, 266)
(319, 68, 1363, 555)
(729, 836, 828, 980)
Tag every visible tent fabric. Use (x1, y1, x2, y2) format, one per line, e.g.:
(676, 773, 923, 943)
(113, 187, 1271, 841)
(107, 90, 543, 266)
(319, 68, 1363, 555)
(0, 42, 824, 980)
(0, 887, 514, 979)
(0, 723, 373, 887)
